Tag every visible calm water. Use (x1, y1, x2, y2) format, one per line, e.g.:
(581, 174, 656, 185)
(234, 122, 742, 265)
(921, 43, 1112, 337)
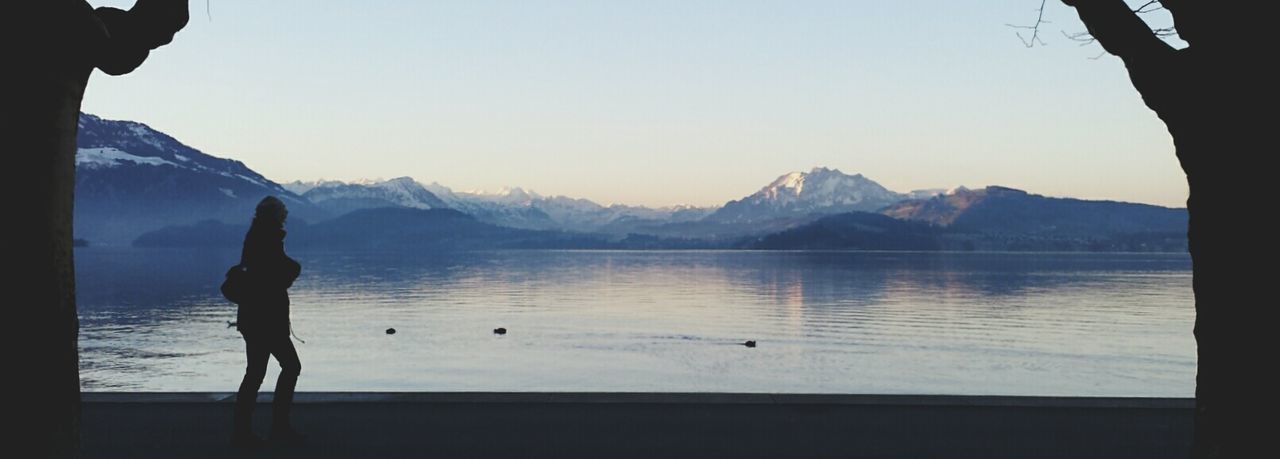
(76, 248, 1194, 396)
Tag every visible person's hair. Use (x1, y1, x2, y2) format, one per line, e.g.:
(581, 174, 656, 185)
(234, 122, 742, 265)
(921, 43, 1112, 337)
(254, 196, 288, 227)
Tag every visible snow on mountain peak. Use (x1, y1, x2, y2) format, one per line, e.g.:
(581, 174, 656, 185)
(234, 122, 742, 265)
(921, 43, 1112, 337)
(496, 186, 538, 198)
(126, 123, 166, 150)
(76, 113, 292, 193)
(756, 167, 885, 203)
(76, 147, 180, 169)
(282, 179, 345, 195)
(460, 186, 543, 204)
(708, 167, 908, 222)
(293, 177, 448, 210)
(765, 172, 808, 197)
(347, 177, 384, 186)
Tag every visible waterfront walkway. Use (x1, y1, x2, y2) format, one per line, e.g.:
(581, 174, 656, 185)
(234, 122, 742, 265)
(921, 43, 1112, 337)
(82, 393, 1192, 458)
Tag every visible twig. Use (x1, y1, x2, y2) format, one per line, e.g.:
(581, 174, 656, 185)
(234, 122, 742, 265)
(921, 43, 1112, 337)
(1007, 0, 1050, 47)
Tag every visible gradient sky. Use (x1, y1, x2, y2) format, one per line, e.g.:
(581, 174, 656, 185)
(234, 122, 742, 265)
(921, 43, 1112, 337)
(83, 1, 1186, 208)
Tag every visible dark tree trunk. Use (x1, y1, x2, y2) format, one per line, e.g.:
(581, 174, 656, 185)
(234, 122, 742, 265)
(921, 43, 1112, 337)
(4, 2, 186, 456)
(1063, 1, 1276, 457)
(19, 81, 89, 459)
(9, 75, 89, 459)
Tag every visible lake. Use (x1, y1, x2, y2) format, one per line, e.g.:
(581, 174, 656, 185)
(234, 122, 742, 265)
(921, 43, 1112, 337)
(76, 248, 1194, 396)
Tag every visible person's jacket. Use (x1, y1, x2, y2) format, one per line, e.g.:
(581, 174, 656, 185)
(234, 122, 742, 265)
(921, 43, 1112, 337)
(236, 220, 301, 336)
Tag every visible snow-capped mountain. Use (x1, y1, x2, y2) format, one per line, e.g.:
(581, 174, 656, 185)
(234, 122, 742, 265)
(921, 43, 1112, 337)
(707, 167, 908, 223)
(287, 179, 715, 232)
(474, 190, 703, 228)
(75, 113, 324, 245)
(284, 177, 449, 216)
(423, 182, 714, 232)
(281, 179, 346, 195)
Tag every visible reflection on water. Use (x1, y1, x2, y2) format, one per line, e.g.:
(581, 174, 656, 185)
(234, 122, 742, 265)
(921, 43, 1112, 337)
(76, 248, 1194, 396)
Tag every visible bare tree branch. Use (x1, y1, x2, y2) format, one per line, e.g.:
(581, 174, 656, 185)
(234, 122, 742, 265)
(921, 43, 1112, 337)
(1064, 30, 1097, 46)
(1007, 0, 1050, 47)
(1018, 1, 1177, 53)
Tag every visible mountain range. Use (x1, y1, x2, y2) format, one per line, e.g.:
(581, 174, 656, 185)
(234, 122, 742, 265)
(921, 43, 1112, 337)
(73, 113, 1188, 252)
(283, 178, 716, 233)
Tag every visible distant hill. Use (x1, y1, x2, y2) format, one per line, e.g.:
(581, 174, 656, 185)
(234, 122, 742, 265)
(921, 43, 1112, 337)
(746, 212, 945, 250)
(75, 113, 327, 245)
(295, 207, 614, 250)
(135, 207, 624, 250)
(881, 186, 1187, 239)
(751, 187, 1189, 252)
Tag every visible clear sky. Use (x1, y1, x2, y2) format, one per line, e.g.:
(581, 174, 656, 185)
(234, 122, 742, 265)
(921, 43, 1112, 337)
(83, 1, 1186, 208)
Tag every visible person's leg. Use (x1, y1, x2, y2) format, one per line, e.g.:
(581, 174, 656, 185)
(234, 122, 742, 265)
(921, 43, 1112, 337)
(233, 333, 270, 444)
(269, 335, 303, 439)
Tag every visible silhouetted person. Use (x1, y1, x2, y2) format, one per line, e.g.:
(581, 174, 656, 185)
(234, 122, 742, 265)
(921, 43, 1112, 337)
(232, 196, 304, 448)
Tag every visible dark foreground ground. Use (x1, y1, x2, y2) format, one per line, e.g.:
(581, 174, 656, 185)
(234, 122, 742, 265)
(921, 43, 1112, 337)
(82, 393, 1192, 458)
